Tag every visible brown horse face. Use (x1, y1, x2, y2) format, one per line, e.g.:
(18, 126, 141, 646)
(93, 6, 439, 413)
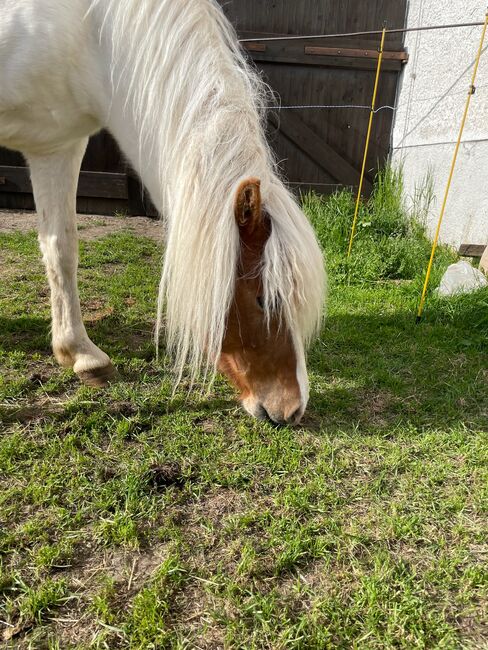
(217, 178, 307, 425)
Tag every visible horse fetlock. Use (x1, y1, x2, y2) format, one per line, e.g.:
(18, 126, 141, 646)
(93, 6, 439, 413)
(53, 343, 76, 368)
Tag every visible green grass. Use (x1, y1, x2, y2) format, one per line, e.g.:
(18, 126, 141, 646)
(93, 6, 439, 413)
(0, 178, 487, 648)
(304, 167, 457, 285)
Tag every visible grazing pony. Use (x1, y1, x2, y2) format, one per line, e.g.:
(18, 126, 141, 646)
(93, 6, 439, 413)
(0, 0, 326, 424)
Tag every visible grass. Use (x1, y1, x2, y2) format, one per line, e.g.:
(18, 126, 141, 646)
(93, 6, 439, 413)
(0, 171, 487, 648)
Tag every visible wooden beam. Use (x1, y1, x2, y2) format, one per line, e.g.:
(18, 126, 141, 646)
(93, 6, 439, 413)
(269, 111, 372, 193)
(243, 42, 267, 53)
(458, 243, 486, 257)
(0, 166, 128, 199)
(305, 46, 409, 62)
(0, 166, 31, 193)
(238, 31, 407, 50)
(249, 49, 403, 72)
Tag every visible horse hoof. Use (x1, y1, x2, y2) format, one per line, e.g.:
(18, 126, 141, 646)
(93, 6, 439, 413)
(78, 363, 117, 387)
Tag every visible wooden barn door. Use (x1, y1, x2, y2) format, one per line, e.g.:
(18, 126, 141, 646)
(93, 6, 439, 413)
(220, 0, 408, 195)
(0, 0, 407, 214)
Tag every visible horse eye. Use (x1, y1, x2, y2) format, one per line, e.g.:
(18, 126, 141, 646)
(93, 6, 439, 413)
(256, 296, 264, 310)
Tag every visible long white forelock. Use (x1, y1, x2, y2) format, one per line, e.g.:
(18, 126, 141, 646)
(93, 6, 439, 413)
(263, 179, 326, 345)
(91, 0, 325, 380)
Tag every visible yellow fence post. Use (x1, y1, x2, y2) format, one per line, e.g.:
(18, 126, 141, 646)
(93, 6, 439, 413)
(347, 24, 387, 259)
(416, 12, 488, 322)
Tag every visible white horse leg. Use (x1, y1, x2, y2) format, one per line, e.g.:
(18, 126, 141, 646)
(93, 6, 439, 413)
(27, 139, 116, 387)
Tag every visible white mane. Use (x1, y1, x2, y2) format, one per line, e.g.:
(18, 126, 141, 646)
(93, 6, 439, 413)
(93, 0, 326, 379)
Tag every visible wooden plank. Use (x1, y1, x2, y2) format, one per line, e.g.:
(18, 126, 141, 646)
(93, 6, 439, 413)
(239, 34, 408, 72)
(269, 111, 372, 192)
(78, 171, 128, 199)
(458, 243, 486, 257)
(249, 48, 403, 71)
(243, 42, 267, 52)
(240, 33, 408, 53)
(0, 166, 128, 199)
(305, 46, 408, 62)
(0, 166, 31, 193)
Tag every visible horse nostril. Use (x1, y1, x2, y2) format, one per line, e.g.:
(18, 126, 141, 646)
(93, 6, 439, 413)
(286, 407, 302, 425)
(256, 403, 302, 426)
(259, 404, 285, 425)
(258, 404, 271, 421)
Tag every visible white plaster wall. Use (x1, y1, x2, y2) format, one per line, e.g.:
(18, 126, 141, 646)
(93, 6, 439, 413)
(391, 0, 488, 247)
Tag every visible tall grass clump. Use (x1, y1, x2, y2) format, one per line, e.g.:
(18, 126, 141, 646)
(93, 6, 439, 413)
(303, 166, 456, 285)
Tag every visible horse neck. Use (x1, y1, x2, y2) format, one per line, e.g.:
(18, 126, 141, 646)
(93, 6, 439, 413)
(92, 0, 269, 218)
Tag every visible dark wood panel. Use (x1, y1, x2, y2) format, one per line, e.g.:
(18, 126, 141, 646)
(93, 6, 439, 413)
(267, 126, 338, 187)
(0, 130, 125, 174)
(230, 1, 406, 197)
(269, 111, 372, 192)
(221, 0, 407, 47)
(81, 130, 126, 173)
(0, 148, 25, 167)
(0, 166, 128, 199)
(0, 193, 129, 216)
(459, 244, 486, 257)
(261, 60, 396, 191)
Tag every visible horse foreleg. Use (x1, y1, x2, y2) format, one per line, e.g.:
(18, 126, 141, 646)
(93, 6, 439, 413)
(27, 140, 116, 387)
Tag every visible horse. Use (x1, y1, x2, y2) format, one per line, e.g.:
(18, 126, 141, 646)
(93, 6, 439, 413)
(0, 0, 326, 425)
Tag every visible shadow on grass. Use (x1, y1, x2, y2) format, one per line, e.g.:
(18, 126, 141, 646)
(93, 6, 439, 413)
(0, 314, 155, 359)
(0, 315, 51, 354)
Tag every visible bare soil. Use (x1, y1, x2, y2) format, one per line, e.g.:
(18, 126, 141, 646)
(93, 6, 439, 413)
(0, 210, 163, 241)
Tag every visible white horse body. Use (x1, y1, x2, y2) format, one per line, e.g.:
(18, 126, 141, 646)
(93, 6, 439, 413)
(0, 0, 325, 421)
(0, 1, 101, 152)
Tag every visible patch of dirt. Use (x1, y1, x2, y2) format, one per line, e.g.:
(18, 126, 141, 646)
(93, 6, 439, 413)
(356, 388, 395, 427)
(146, 462, 185, 490)
(1, 621, 33, 644)
(0, 359, 75, 424)
(0, 210, 163, 242)
(106, 401, 138, 418)
(190, 489, 249, 528)
(1, 404, 61, 425)
(457, 615, 488, 650)
(274, 558, 342, 605)
(71, 545, 169, 593)
(171, 581, 226, 649)
(81, 298, 114, 324)
(42, 544, 172, 649)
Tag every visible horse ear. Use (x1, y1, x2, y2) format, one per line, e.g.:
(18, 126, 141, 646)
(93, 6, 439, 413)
(234, 178, 262, 235)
